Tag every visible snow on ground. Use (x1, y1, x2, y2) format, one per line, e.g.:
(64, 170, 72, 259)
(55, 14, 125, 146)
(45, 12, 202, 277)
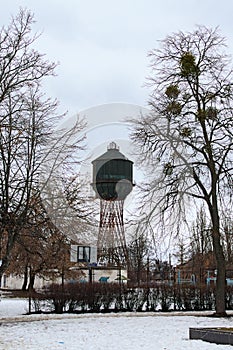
(0, 298, 233, 349)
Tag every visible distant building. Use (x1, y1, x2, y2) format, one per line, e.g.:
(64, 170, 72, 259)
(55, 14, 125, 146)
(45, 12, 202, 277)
(175, 252, 233, 285)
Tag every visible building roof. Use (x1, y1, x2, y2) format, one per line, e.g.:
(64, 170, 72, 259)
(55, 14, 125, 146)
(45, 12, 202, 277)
(92, 142, 132, 163)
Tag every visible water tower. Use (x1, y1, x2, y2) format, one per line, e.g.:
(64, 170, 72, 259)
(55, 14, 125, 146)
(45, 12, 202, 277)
(92, 142, 133, 266)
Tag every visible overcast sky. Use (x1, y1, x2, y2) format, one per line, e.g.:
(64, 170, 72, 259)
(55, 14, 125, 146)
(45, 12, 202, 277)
(2, 0, 233, 116)
(2, 1, 232, 256)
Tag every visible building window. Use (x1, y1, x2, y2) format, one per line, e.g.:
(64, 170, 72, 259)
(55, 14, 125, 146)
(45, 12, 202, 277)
(77, 246, 91, 262)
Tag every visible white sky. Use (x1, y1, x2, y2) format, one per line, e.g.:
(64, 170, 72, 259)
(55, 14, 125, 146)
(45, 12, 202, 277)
(2, 0, 233, 116)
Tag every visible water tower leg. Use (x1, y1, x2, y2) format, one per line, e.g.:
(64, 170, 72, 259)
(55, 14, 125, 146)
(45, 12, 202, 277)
(98, 199, 128, 266)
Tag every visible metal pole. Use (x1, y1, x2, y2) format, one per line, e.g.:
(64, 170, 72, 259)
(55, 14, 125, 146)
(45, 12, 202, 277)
(146, 256, 149, 310)
(28, 266, 31, 314)
(89, 266, 92, 283)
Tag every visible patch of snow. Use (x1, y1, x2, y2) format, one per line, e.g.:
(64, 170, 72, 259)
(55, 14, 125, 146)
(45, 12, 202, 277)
(0, 298, 233, 349)
(0, 298, 28, 317)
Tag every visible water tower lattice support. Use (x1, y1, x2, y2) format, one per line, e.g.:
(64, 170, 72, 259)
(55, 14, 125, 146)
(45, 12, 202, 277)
(98, 199, 128, 266)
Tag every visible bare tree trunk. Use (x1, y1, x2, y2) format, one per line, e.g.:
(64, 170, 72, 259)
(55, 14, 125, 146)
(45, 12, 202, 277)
(212, 227, 226, 316)
(136, 266, 141, 287)
(22, 266, 29, 291)
(210, 191, 226, 316)
(28, 271, 35, 291)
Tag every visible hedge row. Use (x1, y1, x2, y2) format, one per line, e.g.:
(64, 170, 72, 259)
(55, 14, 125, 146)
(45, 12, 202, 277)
(29, 282, 233, 314)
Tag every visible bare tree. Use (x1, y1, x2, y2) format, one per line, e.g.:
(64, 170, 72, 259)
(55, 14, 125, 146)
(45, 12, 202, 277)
(8, 220, 77, 291)
(128, 223, 149, 286)
(0, 10, 86, 282)
(222, 212, 233, 263)
(189, 207, 213, 257)
(6, 169, 97, 289)
(130, 26, 233, 316)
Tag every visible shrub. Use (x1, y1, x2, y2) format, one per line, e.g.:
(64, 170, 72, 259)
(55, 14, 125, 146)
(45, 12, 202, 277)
(29, 281, 224, 314)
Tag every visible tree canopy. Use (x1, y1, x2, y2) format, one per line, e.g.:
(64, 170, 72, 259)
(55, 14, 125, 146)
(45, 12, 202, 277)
(131, 26, 233, 316)
(0, 9, 88, 279)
